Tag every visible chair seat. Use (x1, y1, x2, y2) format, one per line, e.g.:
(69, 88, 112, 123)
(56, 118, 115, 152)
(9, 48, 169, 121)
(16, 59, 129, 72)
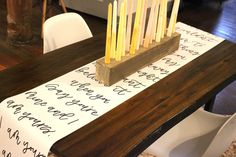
(144, 108, 232, 157)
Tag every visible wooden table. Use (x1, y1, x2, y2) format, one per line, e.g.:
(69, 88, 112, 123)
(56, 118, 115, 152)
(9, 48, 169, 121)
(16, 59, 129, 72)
(0, 34, 235, 157)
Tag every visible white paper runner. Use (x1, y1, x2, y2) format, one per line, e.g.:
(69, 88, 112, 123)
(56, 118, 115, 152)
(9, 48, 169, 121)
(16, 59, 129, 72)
(0, 23, 224, 157)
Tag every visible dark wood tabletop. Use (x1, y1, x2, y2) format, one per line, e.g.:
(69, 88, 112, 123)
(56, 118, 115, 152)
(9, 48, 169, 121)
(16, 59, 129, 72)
(0, 33, 236, 157)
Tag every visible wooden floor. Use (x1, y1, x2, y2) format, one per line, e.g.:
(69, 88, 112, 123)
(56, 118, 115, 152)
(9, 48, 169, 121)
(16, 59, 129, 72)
(0, 0, 235, 115)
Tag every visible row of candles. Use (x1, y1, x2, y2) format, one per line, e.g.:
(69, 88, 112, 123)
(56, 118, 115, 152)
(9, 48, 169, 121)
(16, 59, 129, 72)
(105, 0, 180, 64)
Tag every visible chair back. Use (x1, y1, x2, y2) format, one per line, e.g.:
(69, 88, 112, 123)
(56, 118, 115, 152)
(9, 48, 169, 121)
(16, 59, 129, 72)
(145, 108, 231, 157)
(43, 12, 93, 53)
(202, 113, 236, 157)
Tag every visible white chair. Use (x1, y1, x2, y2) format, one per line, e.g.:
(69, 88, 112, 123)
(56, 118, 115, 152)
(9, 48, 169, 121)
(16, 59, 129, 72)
(43, 12, 93, 53)
(41, 0, 68, 38)
(202, 113, 236, 157)
(144, 108, 235, 157)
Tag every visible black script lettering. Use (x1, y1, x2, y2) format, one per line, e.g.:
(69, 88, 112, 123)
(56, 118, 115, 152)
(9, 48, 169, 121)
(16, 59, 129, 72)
(45, 84, 73, 99)
(162, 57, 180, 66)
(190, 32, 217, 42)
(70, 80, 110, 104)
(18, 112, 56, 135)
(172, 53, 187, 60)
(113, 86, 131, 95)
(180, 37, 190, 44)
(176, 27, 191, 35)
(70, 81, 93, 96)
(176, 27, 217, 42)
(47, 106, 75, 120)
(75, 67, 102, 84)
(67, 119, 79, 125)
(25, 92, 47, 106)
(123, 78, 146, 88)
(192, 41, 205, 47)
(137, 71, 160, 82)
(22, 141, 46, 157)
(75, 67, 90, 75)
(65, 99, 98, 116)
(181, 38, 205, 47)
(179, 44, 199, 55)
(7, 128, 21, 145)
(89, 94, 110, 103)
(147, 64, 170, 74)
(2, 150, 11, 157)
(6, 100, 23, 114)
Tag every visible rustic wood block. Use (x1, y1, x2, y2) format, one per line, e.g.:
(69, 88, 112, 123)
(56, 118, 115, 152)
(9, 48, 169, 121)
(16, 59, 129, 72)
(96, 33, 181, 86)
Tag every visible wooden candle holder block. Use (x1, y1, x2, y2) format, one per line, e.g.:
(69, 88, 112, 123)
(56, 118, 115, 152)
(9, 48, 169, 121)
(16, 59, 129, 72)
(96, 33, 181, 86)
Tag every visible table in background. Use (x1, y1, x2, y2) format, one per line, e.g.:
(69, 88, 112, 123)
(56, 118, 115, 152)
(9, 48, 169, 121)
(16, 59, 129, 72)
(0, 33, 235, 157)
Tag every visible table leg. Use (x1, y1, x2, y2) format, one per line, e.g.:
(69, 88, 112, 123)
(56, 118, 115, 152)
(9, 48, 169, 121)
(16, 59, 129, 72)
(60, 0, 67, 13)
(41, 0, 47, 38)
(204, 95, 216, 112)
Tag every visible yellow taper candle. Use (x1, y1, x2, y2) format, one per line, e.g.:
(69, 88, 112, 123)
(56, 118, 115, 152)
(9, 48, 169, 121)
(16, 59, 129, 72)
(116, 2, 124, 61)
(122, 0, 127, 56)
(143, 0, 157, 48)
(111, 0, 117, 59)
(136, 0, 145, 50)
(161, 0, 167, 38)
(130, 0, 142, 55)
(140, 0, 148, 46)
(172, 0, 180, 33)
(167, 0, 180, 37)
(151, 0, 160, 42)
(105, 3, 112, 64)
(155, 0, 164, 42)
(125, 0, 133, 52)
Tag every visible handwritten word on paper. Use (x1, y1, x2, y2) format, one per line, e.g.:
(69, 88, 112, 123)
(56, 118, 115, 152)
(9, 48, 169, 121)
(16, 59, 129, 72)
(0, 23, 224, 157)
